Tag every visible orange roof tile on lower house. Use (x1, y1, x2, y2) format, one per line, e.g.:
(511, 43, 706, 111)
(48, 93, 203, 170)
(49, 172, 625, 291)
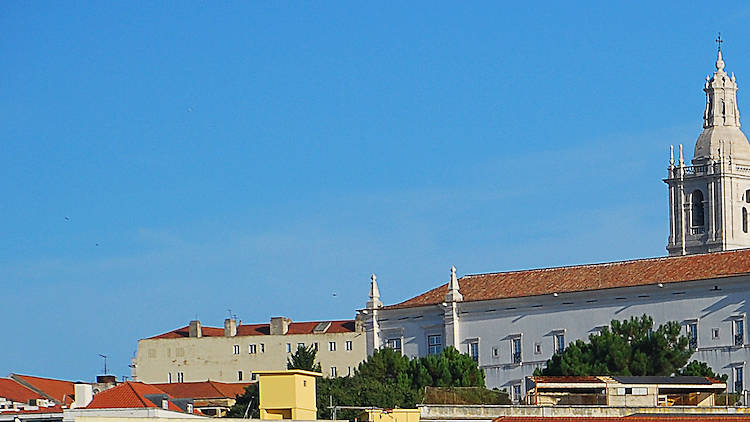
(0, 378, 44, 404)
(83, 382, 183, 413)
(151, 381, 251, 400)
(387, 248, 750, 309)
(149, 319, 356, 339)
(10, 374, 75, 406)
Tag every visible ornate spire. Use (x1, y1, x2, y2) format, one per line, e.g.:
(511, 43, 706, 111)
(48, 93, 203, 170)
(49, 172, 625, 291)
(366, 273, 382, 309)
(445, 266, 463, 302)
(702, 38, 740, 130)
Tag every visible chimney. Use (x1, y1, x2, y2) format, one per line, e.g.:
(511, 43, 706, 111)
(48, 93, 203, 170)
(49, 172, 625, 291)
(224, 318, 237, 337)
(189, 320, 202, 338)
(270, 317, 291, 335)
(73, 384, 93, 409)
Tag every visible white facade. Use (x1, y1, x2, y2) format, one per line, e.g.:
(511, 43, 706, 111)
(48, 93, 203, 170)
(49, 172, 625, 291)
(361, 47, 750, 399)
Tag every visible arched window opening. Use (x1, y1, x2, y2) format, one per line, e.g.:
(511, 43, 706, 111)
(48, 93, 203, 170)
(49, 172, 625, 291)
(745, 189, 750, 204)
(743, 208, 748, 234)
(691, 190, 705, 227)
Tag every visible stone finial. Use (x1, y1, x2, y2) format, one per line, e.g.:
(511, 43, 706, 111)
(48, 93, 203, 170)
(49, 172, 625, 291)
(445, 265, 463, 303)
(367, 273, 382, 309)
(679, 144, 684, 166)
(669, 145, 674, 167)
(716, 49, 725, 72)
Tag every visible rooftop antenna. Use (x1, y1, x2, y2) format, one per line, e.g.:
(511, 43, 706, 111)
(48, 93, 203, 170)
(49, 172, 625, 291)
(98, 354, 108, 375)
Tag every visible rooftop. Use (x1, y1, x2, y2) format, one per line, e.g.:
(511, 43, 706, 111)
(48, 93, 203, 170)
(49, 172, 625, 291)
(10, 374, 75, 406)
(150, 381, 251, 399)
(386, 249, 750, 309)
(0, 378, 44, 403)
(148, 319, 356, 339)
(83, 382, 183, 412)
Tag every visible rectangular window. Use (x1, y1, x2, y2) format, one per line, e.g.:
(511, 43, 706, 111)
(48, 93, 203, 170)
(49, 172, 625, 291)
(238, 371, 243, 381)
(248, 344, 257, 354)
(330, 366, 337, 377)
(512, 338, 522, 364)
(735, 319, 745, 346)
(386, 338, 402, 353)
(345, 340, 353, 351)
(348, 366, 352, 376)
(735, 367, 744, 392)
(712, 328, 720, 339)
(260, 343, 265, 353)
(469, 341, 479, 363)
(297, 342, 305, 350)
(329, 341, 336, 352)
(555, 333, 565, 354)
(428, 335, 443, 355)
(313, 342, 319, 351)
(492, 347, 500, 358)
(233, 344, 240, 354)
(534, 343, 542, 354)
(177, 372, 184, 383)
(687, 322, 698, 349)
(168, 373, 172, 383)
(512, 384, 522, 403)
(286, 343, 292, 353)
(251, 373, 257, 381)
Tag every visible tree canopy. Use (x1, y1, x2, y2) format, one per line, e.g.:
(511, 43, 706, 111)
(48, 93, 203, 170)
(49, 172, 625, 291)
(317, 346, 493, 420)
(536, 314, 723, 380)
(287, 344, 322, 372)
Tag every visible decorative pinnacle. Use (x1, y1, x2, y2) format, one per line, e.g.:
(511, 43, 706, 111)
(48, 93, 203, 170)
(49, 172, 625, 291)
(670, 145, 674, 167)
(715, 34, 725, 72)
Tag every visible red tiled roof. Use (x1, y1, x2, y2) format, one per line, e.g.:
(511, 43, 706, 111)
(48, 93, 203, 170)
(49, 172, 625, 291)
(494, 418, 750, 422)
(11, 374, 75, 405)
(84, 382, 183, 412)
(150, 381, 251, 399)
(0, 378, 44, 403)
(0, 405, 64, 414)
(149, 320, 356, 339)
(387, 249, 750, 309)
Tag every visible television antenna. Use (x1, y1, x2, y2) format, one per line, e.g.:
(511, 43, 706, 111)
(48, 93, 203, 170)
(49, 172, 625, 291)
(98, 354, 108, 374)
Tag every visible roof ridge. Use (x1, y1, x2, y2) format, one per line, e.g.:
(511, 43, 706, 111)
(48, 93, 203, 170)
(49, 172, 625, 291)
(461, 248, 750, 279)
(128, 382, 153, 408)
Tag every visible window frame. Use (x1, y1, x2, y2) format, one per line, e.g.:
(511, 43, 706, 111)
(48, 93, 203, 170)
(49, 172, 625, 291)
(329, 341, 337, 352)
(427, 334, 443, 355)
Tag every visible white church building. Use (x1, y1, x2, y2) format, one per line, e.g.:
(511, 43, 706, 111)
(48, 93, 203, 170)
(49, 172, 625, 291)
(359, 46, 750, 402)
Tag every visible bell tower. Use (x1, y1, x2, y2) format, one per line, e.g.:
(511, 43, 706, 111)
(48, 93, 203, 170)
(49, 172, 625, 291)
(665, 38, 750, 256)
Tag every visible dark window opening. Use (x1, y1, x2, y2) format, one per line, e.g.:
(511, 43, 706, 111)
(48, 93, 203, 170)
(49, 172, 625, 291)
(691, 190, 705, 227)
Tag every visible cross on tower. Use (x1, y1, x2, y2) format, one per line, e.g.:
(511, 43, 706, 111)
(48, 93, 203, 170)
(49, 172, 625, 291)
(716, 33, 723, 51)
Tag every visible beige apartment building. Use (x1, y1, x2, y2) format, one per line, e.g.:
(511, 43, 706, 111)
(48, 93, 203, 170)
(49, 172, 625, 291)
(132, 317, 367, 384)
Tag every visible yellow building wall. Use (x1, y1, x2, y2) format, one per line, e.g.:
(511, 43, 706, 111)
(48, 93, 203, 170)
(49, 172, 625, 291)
(134, 330, 366, 384)
(257, 370, 319, 421)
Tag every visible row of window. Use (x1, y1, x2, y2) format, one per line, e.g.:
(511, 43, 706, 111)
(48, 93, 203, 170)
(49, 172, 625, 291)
(232, 340, 354, 355)
(685, 318, 744, 348)
(386, 333, 567, 365)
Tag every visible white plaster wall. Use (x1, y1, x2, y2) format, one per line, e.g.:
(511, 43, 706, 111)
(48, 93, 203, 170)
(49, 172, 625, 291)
(375, 274, 750, 392)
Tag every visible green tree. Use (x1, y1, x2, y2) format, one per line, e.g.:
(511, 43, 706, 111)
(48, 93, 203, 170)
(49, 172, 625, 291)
(536, 315, 709, 377)
(224, 383, 259, 418)
(679, 360, 728, 381)
(316, 346, 491, 420)
(287, 344, 322, 372)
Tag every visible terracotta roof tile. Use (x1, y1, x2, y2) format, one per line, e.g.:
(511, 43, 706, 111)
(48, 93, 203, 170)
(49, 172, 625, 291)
(0, 378, 44, 403)
(0, 405, 64, 414)
(11, 374, 75, 405)
(150, 381, 251, 399)
(149, 320, 355, 339)
(387, 249, 750, 309)
(84, 382, 183, 412)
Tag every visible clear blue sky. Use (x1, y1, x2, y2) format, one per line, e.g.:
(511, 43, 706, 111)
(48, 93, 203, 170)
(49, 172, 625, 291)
(2, 2, 749, 381)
